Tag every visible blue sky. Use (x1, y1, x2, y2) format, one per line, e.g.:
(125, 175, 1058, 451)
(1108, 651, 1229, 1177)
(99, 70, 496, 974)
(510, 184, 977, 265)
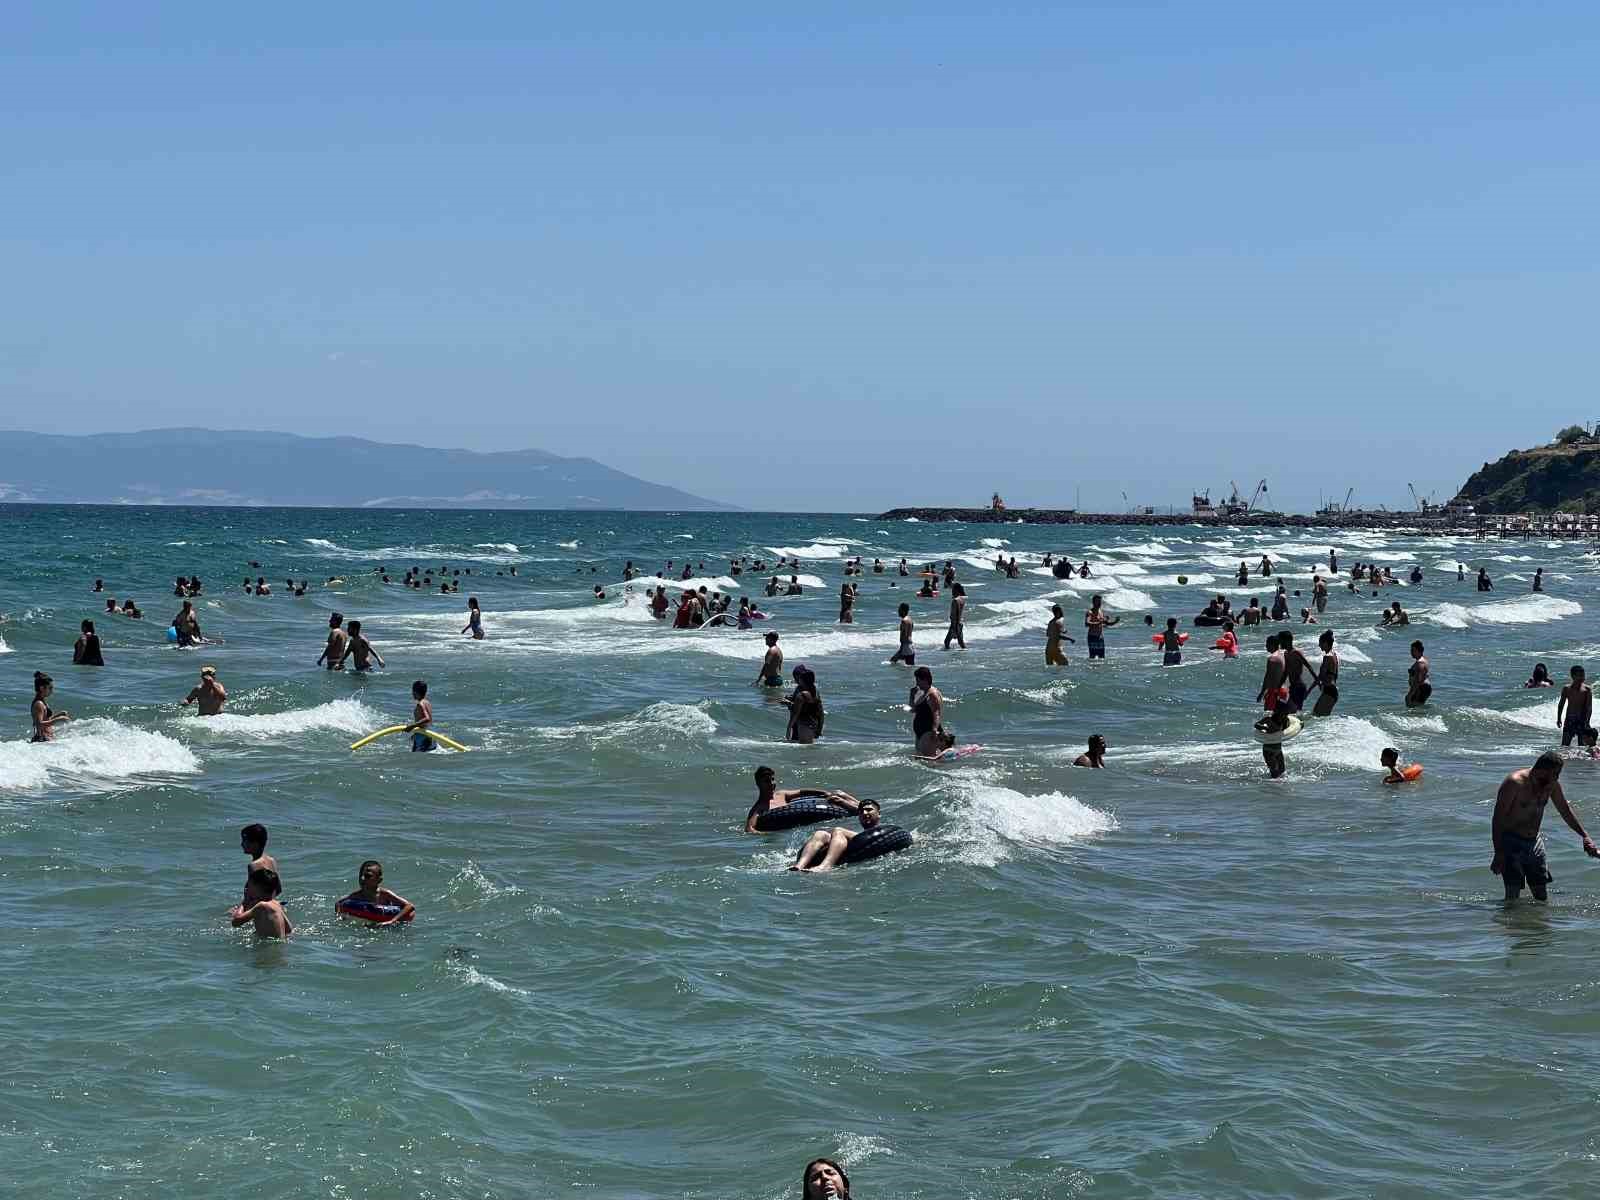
(3, 4, 1597, 512)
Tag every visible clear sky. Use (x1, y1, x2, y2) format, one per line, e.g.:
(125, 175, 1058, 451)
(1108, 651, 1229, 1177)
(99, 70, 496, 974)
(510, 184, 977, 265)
(4, 4, 1597, 512)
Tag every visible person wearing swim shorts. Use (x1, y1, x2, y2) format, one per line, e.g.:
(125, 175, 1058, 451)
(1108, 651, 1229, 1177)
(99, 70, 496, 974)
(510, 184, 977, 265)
(744, 765, 862, 833)
(1491, 751, 1598, 902)
(1405, 641, 1431, 708)
(1084, 595, 1119, 659)
(1278, 630, 1315, 713)
(337, 620, 385, 672)
(1558, 665, 1592, 747)
(756, 631, 784, 686)
(789, 799, 888, 873)
(908, 666, 945, 756)
(405, 680, 434, 751)
(1255, 634, 1289, 731)
(182, 665, 227, 715)
(890, 603, 915, 666)
(1045, 605, 1076, 666)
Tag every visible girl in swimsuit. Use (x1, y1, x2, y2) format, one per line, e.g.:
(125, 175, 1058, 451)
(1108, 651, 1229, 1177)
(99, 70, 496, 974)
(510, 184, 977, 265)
(784, 667, 824, 744)
(461, 597, 485, 640)
(1310, 629, 1341, 717)
(30, 672, 69, 743)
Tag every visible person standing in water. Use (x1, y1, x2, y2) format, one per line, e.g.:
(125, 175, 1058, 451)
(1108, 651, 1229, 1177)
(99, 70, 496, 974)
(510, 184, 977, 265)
(755, 631, 784, 687)
(1491, 751, 1598, 902)
(337, 620, 386, 672)
(783, 665, 824, 744)
(942, 583, 967, 650)
(404, 679, 434, 752)
(1533, 568, 1544, 593)
(1558, 665, 1593, 747)
(182, 665, 227, 715)
(72, 619, 106, 666)
(1406, 641, 1432, 708)
(317, 612, 348, 669)
(30, 672, 69, 742)
(1084, 595, 1119, 660)
(1308, 629, 1341, 716)
(889, 603, 915, 666)
(838, 583, 855, 624)
(462, 597, 485, 639)
(1045, 604, 1076, 666)
(1073, 735, 1107, 767)
(908, 666, 945, 756)
(1160, 617, 1183, 666)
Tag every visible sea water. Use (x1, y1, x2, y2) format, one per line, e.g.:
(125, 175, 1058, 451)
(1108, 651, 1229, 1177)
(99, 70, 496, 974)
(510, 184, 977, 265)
(2, 506, 1599, 1198)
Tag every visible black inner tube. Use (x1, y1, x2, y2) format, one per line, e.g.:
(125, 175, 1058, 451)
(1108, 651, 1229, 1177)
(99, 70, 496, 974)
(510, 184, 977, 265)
(753, 798, 851, 832)
(839, 824, 914, 866)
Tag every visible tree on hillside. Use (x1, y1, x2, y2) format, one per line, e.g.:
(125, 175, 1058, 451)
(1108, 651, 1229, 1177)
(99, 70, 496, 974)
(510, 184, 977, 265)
(1556, 424, 1587, 444)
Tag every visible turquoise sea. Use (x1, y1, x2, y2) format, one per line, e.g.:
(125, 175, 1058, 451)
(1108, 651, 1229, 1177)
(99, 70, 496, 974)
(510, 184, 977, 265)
(4, 505, 1600, 1199)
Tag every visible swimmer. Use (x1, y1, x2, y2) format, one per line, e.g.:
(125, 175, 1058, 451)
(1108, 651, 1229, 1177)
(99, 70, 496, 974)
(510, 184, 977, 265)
(171, 600, 203, 646)
(1073, 734, 1107, 768)
(789, 799, 887, 873)
(744, 766, 861, 833)
(1084, 595, 1120, 659)
(104, 598, 117, 615)
(317, 612, 348, 669)
(337, 620, 385, 672)
(1160, 617, 1183, 665)
(404, 680, 434, 752)
(1379, 747, 1420, 784)
(230, 867, 292, 938)
(942, 583, 967, 650)
(756, 632, 784, 687)
(1491, 751, 1598, 901)
(1214, 621, 1239, 658)
(29, 671, 69, 742)
(838, 583, 855, 624)
(784, 665, 825, 744)
(1308, 629, 1341, 717)
(121, 598, 142, 619)
(1254, 633, 1290, 733)
(337, 860, 415, 925)
(1278, 631, 1316, 713)
(1533, 568, 1544, 593)
(908, 666, 946, 756)
(1527, 662, 1553, 688)
(1558, 665, 1592, 747)
(1045, 605, 1076, 666)
(239, 822, 276, 904)
(801, 1158, 852, 1200)
(182, 665, 227, 715)
(1405, 641, 1431, 708)
(1380, 601, 1409, 627)
(1300, 607, 1316, 624)
(462, 597, 485, 638)
(72, 619, 106, 666)
(1477, 567, 1493, 592)
(889, 603, 915, 666)
(786, 575, 803, 596)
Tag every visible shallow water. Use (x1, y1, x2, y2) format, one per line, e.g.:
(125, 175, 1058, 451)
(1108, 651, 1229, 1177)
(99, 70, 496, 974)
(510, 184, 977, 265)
(3, 507, 1600, 1198)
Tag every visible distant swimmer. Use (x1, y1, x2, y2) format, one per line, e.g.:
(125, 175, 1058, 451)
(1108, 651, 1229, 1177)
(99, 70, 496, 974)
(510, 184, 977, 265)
(121, 599, 142, 618)
(182, 665, 227, 715)
(29, 671, 69, 742)
(1405, 640, 1431, 707)
(172, 600, 204, 646)
(1380, 601, 1409, 627)
(1380, 748, 1422, 785)
(230, 867, 292, 938)
(1491, 751, 1599, 901)
(765, 575, 781, 597)
(1533, 568, 1544, 593)
(1457, 563, 1465, 582)
(908, 666, 946, 757)
(1213, 621, 1239, 658)
(1269, 588, 1290, 622)
(1259, 555, 1273, 577)
(650, 588, 670, 620)
(239, 823, 276, 904)
(72, 619, 105, 666)
(1073, 734, 1107, 768)
(1477, 567, 1493, 592)
(337, 859, 415, 925)
(337, 620, 385, 672)
(1558, 666, 1593, 747)
(404, 680, 434, 752)
(104, 598, 117, 615)
(1312, 574, 1328, 614)
(786, 575, 804, 596)
(783, 665, 825, 744)
(890, 603, 915, 666)
(788, 798, 904, 872)
(462, 596, 485, 639)
(1329, 548, 1338, 573)
(1084, 595, 1120, 659)
(1308, 629, 1341, 717)
(317, 612, 349, 669)
(1045, 605, 1076, 666)
(756, 631, 784, 687)
(1237, 562, 1249, 586)
(1527, 662, 1553, 688)
(1238, 598, 1262, 627)
(1160, 617, 1183, 665)
(942, 583, 967, 650)
(744, 766, 861, 833)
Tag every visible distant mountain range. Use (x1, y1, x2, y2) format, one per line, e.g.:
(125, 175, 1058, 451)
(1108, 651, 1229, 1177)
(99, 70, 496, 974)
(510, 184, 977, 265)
(0, 429, 733, 510)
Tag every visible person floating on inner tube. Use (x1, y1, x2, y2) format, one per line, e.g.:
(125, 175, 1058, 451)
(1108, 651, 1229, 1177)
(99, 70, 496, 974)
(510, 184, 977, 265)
(745, 765, 862, 833)
(789, 799, 907, 873)
(336, 859, 415, 926)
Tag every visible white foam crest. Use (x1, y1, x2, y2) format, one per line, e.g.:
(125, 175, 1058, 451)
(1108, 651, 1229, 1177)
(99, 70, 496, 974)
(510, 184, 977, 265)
(0, 719, 201, 792)
(1379, 713, 1448, 733)
(558, 540, 579, 548)
(1295, 716, 1409, 770)
(538, 701, 718, 744)
(301, 538, 527, 564)
(0, 635, 10, 654)
(1460, 700, 1558, 731)
(446, 960, 531, 999)
(446, 860, 525, 901)
(979, 537, 1010, 548)
(767, 543, 852, 560)
(937, 781, 1116, 867)
(635, 575, 741, 592)
(1427, 596, 1581, 629)
(186, 699, 382, 740)
(473, 542, 519, 552)
(1332, 644, 1373, 664)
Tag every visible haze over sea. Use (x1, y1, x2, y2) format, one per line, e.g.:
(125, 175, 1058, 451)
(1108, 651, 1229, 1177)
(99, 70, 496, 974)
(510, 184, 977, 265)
(5, 504, 1600, 1199)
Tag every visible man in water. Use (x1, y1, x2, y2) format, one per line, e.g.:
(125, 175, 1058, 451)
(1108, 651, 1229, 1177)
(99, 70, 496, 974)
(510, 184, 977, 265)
(182, 665, 227, 715)
(1477, 567, 1493, 592)
(1406, 641, 1431, 708)
(755, 631, 784, 687)
(789, 799, 886, 872)
(404, 680, 434, 751)
(890, 603, 915, 666)
(1045, 604, 1075, 666)
(1491, 751, 1599, 901)
(942, 583, 967, 650)
(744, 765, 863, 833)
(1073, 735, 1107, 767)
(1254, 633, 1289, 732)
(317, 612, 348, 669)
(1558, 665, 1593, 747)
(337, 620, 385, 671)
(1084, 595, 1119, 659)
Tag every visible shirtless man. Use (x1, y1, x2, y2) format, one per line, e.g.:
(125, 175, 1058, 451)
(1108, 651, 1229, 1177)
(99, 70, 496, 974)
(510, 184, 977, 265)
(1073, 735, 1107, 768)
(1045, 604, 1075, 666)
(889, 603, 915, 666)
(1278, 631, 1317, 713)
(789, 799, 888, 873)
(1558, 665, 1593, 747)
(1405, 641, 1431, 708)
(238, 823, 277, 903)
(182, 665, 227, 715)
(1254, 633, 1289, 731)
(1380, 601, 1408, 627)
(1084, 595, 1119, 660)
(755, 632, 784, 687)
(317, 613, 348, 669)
(172, 599, 204, 646)
(942, 584, 967, 650)
(744, 765, 863, 833)
(337, 620, 385, 671)
(230, 867, 292, 938)
(1491, 751, 1598, 901)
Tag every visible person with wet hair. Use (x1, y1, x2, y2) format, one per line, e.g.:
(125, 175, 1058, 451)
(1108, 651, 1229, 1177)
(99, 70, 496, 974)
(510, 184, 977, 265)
(30, 672, 69, 742)
(72, 619, 105, 666)
(800, 1157, 851, 1199)
(1491, 751, 1599, 902)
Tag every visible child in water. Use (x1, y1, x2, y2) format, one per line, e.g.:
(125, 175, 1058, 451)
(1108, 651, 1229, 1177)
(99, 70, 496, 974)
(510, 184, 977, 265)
(1379, 747, 1422, 784)
(231, 867, 292, 938)
(337, 860, 415, 925)
(405, 680, 434, 752)
(1214, 621, 1239, 658)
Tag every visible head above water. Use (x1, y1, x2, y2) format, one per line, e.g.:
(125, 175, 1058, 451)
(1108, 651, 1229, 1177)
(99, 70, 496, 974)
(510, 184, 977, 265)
(241, 823, 268, 853)
(412, 680, 428, 699)
(802, 1157, 850, 1200)
(1533, 750, 1564, 782)
(913, 666, 932, 685)
(1380, 747, 1399, 767)
(246, 866, 282, 898)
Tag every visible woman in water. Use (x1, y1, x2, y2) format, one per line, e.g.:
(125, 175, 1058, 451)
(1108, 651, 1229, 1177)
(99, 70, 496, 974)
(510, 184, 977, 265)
(784, 666, 824, 744)
(461, 596, 485, 639)
(838, 583, 854, 624)
(1527, 662, 1553, 688)
(800, 1158, 851, 1200)
(72, 619, 105, 666)
(908, 665, 945, 757)
(1309, 628, 1340, 716)
(30, 672, 69, 742)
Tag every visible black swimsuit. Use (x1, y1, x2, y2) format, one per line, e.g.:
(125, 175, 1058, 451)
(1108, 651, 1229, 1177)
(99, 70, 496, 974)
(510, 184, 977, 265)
(911, 689, 935, 738)
(31, 704, 52, 743)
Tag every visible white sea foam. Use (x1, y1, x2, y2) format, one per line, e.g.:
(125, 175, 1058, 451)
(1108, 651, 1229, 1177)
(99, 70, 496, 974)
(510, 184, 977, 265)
(301, 538, 527, 564)
(937, 781, 1117, 867)
(1290, 716, 1397, 771)
(1427, 596, 1581, 629)
(1459, 700, 1558, 731)
(446, 959, 531, 998)
(979, 537, 1010, 548)
(446, 860, 525, 902)
(558, 540, 580, 548)
(184, 699, 381, 740)
(537, 701, 718, 744)
(474, 543, 519, 552)
(1379, 712, 1448, 734)
(767, 542, 853, 560)
(0, 635, 10, 654)
(0, 719, 201, 792)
